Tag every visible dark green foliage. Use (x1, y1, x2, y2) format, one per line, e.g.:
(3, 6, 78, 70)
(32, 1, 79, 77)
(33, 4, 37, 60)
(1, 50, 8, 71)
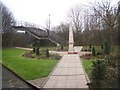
(36, 47, 40, 55)
(96, 51, 102, 55)
(92, 60, 107, 80)
(91, 60, 107, 88)
(91, 55, 118, 88)
(105, 68, 118, 88)
(101, 44, 103, 49)
(32, 41, 36, 53)
(33, 47, 35, 53)
(61, 45, 63, 50)
(32, 40, 40, 55)
(104, 55, 118, 88)
(46, 49, 49, 57)
(92, 47, 96, 56)
(89, 44, 91, 49)
(103, 39, 110, 54)
(23, 49, 61, 60)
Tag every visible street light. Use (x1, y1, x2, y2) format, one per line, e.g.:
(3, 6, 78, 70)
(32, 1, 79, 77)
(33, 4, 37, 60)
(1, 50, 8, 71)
(47, 14, 50, 35)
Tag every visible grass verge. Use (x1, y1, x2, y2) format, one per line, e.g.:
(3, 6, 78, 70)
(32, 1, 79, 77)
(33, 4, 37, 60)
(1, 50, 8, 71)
(83, 45, 119, 53)
(82, 58, 96, 78)
(2, 48, 58, 80)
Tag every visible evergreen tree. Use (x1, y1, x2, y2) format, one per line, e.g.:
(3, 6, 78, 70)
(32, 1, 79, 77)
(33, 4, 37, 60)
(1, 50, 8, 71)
(91, 60, 107, 88)
(46, 49, 49, 57)
(103, 39, 110, 54)
(92, 47, 96, 56)
(89, 44, 91, 49)
(32, 41, 36, 53)
(61, 45, 63, 50)
(101, 44, 103, 49)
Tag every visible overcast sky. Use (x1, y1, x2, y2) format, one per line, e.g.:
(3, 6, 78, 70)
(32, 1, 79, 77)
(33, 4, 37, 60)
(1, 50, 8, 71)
(1, 0, 119, 28)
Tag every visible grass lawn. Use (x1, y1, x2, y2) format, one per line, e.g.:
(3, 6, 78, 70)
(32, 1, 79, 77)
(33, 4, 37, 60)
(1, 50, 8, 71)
(82, 58, 96, 78)
(2, 48, 58, 80)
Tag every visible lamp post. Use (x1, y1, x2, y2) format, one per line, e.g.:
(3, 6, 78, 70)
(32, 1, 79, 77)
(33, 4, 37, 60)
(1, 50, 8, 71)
(47, 14, 50, 35)
(49, 14, 50, 31)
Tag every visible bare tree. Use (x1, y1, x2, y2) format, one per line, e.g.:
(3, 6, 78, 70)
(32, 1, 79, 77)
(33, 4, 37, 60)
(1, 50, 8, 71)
(89, 0, 119, 46)
(117, 1, 120, 28)
(69, 5, 83, 45)
(1, 2, 15, 47)
(54, 22, 69, 42)
(70, 5, 83, 32)
(117, 1, 120, 47)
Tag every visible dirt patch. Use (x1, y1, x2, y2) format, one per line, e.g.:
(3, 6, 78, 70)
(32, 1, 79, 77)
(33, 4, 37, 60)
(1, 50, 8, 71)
(80, 53, 92, 59)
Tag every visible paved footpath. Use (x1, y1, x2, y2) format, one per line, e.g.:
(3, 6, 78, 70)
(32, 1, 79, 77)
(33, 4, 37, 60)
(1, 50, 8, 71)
(15, 46, 89, 89)
(43, 54, 89, 88)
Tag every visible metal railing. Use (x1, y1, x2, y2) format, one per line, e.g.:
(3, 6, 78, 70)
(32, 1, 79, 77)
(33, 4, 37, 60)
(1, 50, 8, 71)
(16, 21, 47, 31)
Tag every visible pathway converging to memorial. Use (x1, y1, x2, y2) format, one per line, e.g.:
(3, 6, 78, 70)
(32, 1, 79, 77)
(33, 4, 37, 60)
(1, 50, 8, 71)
(43, 54, 89, 88)
(15, 46, 89, 88)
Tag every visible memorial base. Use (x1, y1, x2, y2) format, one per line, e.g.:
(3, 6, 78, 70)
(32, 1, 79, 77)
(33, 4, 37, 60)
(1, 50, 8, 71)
(68, 51, 78, 54)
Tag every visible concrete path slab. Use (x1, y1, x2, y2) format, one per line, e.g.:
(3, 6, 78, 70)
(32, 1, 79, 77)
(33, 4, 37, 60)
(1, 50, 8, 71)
(43, 54, 89, 89)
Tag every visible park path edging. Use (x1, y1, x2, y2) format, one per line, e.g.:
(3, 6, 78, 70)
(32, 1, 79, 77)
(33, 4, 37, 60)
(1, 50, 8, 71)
(2, 64, 40, 89)
(43, 54, 89, 88)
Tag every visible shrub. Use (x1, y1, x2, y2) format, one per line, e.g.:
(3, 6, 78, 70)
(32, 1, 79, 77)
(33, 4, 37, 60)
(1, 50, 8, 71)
(91, 60, 107, 88)
(46, 49, 49, 57)
(61, 45, 63, 50)
(103, 39, 110, 54)
(84, 49, 87, 51)
(80, 53, 92, 59)
(23, 52, 35, 58)
(39, 53, 46, 59)
(96, 51, 102, 56)
(92, 47, 96, 56)
(33, 47, 35, 53)
(32, 40, 40, 55)
(91, 55, 118, 88)
(36, 47, 40, 55)
(50, 54, 61, 60)
(105, 67, 118, 88)
(89, 44, 92, 49)
(23, 49, 61, 60)
(101, 44, 103, 49)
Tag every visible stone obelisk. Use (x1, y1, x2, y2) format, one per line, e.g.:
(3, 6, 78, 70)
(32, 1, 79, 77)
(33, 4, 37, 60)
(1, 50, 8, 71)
(68, 16, 74, 53)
